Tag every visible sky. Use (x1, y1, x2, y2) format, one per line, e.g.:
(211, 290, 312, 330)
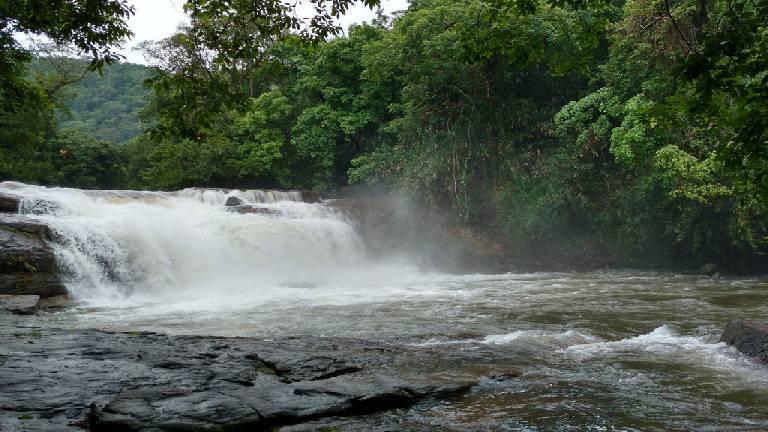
(122, 0, 410, 64)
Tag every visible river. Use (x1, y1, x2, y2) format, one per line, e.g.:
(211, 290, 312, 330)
(2, 181, 768, 430)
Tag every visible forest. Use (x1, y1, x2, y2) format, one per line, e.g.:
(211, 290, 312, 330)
(1, 0, 766, 271)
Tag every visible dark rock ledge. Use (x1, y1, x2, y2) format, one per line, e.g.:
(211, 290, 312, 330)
(0, 214, 67, 298)
(0, 327, 479, 431)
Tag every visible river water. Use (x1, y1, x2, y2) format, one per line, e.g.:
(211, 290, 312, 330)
(2, 181, 768, 430)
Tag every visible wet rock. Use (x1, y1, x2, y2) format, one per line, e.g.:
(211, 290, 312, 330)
(0, 192, 20, 213)
(0, 213, 53, 238)
(0, 329, 479, 431)
(700, 263, 719, 276)
(721, 319, 768, 363)
(227, 205, 281, 216)
(225, 196, 245, 206)
(0, 274, 67, 298)
(20, 198, 65, 216)
(300, 191, 322, 203)
(486, 368, 523, 381)
(0, 215, 67, 297)
(40, 295, 73, 310)
(0, 295, 39, 315)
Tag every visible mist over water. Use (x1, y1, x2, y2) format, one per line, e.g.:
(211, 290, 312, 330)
(3, 181, 768, 430)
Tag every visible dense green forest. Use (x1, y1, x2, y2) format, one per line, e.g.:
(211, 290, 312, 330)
(1, 0, 767, 271)
(53, 61, 150, 143)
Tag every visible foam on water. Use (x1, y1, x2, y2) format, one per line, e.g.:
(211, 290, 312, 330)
(566, 325, 722, 356)
(482, 329, 601, 347)
(565, 325, 768, 385)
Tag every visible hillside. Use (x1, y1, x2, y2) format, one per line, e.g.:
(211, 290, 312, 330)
(28, 58, 152, 144)
(59, 62, 151, 143)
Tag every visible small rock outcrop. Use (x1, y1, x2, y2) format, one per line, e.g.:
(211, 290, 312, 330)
(0, 192, 20, 213)
(700, 263, 719, 276)
(721, 319, 768, 363)
(300, 190, 322, 203)
(224, 196, 245, 206)
(0, 294, 40, 314)
(0, 214, 67, 297)
(227, 205, 280, 216)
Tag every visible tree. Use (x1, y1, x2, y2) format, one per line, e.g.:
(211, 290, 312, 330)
(0, 0, 134, 69)
(679, 0, 768, 197)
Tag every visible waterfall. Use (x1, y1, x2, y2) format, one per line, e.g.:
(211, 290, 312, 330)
(0, 182, 395, 306)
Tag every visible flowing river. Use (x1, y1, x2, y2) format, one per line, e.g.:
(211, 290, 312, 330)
(2, 181, 768, 431)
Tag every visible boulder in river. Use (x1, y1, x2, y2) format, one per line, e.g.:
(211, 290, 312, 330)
(721, 319, 768, 363)
(0, 294, 39, 315)
(225, 196, 245, 206)
(0, 192, 20, 213)
(700, 263, 719, 276)
(0, 214, 67, 297)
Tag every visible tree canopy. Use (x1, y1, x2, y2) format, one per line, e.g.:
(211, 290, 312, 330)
(1, 0, 767, 271)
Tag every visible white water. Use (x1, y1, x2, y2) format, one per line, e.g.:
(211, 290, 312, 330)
(0, 181, 422, 308)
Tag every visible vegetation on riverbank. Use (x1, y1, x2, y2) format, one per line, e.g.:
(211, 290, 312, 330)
(1, 0, 766, 271)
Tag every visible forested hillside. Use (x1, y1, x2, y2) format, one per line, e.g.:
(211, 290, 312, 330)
(57, 62, 150, 143)
(1, 0, 767, 271)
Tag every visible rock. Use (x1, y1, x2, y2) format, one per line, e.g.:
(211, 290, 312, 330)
(0, 274, 66, 297)
(225, 196, 245, 206)
(700, 263, 718, 276)
(0, 329, 481, 431)
(0, 214, 67, 297)
(24, 199, 65, 215)
(300, 191, 322, 203)
(0, 214, 53, 238)
(40, 295, 73, 310)
(0, 192, 20, 213)
(0, 294, 40, 314)
(227, 205, 281, 216)
(721, 319, 768, 363)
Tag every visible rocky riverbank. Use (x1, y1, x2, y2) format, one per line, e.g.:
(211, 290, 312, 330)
(0, 325, 500, 431)
(0, 207, 67, 298)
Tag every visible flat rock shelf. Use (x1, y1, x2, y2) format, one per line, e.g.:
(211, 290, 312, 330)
(0, 326, 482, 431)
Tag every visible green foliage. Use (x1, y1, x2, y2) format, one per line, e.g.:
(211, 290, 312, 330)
(2, 0, 767, 271)
(48, 128, 126, 188)
(0, 0, 134, 68)
(0, 77, 56, 182)
(0, 0, 135, 184)
(58, 62, 151, 143)
(680, 0, 768, 197)
(184, 0, 381, 42)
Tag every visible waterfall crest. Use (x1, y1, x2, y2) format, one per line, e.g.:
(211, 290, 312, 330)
(0, 182, 393, 305)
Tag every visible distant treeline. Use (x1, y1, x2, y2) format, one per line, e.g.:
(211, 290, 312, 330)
(49, 60, 151, 144)
(1, 0, 767, 271)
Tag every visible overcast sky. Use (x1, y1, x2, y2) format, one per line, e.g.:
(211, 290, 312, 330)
(122, 0, 409, 63)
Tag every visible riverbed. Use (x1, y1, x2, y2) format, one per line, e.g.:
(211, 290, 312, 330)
(13, 271, 768, 431)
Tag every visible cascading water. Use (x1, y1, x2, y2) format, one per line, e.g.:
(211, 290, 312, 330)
(0, 181, 417, 308)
